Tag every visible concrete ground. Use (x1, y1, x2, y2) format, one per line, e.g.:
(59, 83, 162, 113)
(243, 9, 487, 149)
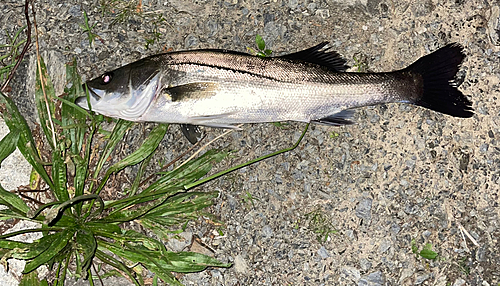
(0, 0, 499, 285)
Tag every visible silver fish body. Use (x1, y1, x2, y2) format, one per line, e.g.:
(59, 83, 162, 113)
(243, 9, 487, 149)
(76, 43, 473, 128)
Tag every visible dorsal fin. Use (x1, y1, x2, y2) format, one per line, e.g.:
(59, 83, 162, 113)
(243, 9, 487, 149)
(278, 42, 348, 72)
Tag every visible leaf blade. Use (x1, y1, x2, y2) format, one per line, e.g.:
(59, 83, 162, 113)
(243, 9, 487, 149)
(0, 92, 54, 190)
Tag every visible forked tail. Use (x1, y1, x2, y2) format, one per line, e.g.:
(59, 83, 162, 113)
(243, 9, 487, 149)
(405, 43, 473, 118)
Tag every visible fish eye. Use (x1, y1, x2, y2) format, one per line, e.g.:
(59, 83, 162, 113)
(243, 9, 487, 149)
(100, 72, 113, 85)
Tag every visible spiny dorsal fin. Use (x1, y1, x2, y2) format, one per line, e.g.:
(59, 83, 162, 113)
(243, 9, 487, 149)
(279, 42, 348, 72)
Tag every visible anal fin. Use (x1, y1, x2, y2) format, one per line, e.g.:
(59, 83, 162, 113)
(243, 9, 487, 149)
(313, 110, 355, 126)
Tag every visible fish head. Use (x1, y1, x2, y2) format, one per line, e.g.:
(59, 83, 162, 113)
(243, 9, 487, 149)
(76, 58, 161, 121)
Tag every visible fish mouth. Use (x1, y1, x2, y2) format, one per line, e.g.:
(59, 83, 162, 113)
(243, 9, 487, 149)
(75, 85, 103, 110)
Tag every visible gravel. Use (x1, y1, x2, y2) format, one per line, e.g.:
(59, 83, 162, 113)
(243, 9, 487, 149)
(1, 0, 500, 285)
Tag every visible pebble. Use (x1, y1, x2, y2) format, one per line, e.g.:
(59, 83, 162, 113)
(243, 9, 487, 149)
(342, 266, 361, 282)
(415, 273, 431, 285)
(68, 5, 81, 18)
(358, 271, 385, 286)
(234, 255, 249, 273)
(184, 34, 199, 48)
(262, 225, 273, 238)
(453, 278, 466, 286)
(317, 246, 329, 259)
(356, 198, 373, 221)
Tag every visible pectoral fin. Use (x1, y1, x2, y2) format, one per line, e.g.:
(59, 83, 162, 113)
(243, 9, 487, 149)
(167, 82, 220, 102)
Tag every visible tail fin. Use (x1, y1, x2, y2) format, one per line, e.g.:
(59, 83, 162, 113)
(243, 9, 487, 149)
(406, 43, 473, 118)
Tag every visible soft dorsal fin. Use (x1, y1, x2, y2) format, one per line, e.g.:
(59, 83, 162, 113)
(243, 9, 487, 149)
(279, 42, 348, 72)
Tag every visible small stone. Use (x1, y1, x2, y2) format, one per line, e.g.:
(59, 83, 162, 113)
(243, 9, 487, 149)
(317, 246, 329, 259)
(378, 239, 391, 254)
(234, 255, 249, 273)
(453, 278, 466, 286)
(359, 271, 385, 286)
(479, 143, 489, 152)
(288, 0, 299, 9)
(356, 198, 373, 221)
(342, 266, 361, 282)
(68, 5, 81, 18)
(184, 34, 199, 48)
(262, 225, 273, 238)
(415, 273, 431, 285)
(422, 230, 432, 238)
(390, 223, 401, 234)
(359, 258, 372, 271)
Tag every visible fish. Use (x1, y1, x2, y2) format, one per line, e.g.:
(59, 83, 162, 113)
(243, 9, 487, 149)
(76, 42, 473, 139)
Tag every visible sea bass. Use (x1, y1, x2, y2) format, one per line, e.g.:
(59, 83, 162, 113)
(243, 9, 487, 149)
(76, 43, 473, 131)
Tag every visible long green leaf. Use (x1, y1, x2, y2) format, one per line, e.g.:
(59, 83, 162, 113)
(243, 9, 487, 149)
(20, 270, 49, 286)
(51, 152, 68, 202)
(0, 92, 54, 190)
(96, 123, 167, 194)
(99, 240, 181, 285)
(84, 221, 121, 235)
(76, 229, 97, 278)
(11, 233, 56, 260)
(163, 251, 231, 272)
(91, 119, 133, 192)
(95, 249, 141, 286)
(34, 56, 57, 149)
(0, 184, 29, 215)
(62, 59, 87, 155)
(100, 192, 176, 223)
(104, 149, 226, 214)
(101, 239, 230, 273)
(0, 239, 29, 250)
(0, 129, 19, 165)
(128, 151, 154, 196)
(144, 149, 227, 193)
(0, 129, 27, 214)
(184, 123, 309, 189)
(74, 124, 96, 215)
(23, 228, 75, 273)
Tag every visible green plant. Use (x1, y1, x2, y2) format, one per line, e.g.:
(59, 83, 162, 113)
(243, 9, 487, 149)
(0, 26, 27, 86)
(0, 38, 313, 285)
(247, 34, 272, 58)
(99, 0, 143, 25)
(144, 14, 169, 50)
(242, 191, 259, 208)
(411, 239, 438, 260)
(271, 122, 290, 129)
(457, 256, 471, 276)
(0, 57, 231, 285)
(352, 52, 368, 72)
(79, 11, 100, 47)
(303, 208, 337, 242)
(329, 131, 339, 139)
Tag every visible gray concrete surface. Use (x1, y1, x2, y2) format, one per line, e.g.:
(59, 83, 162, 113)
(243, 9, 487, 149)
(0, 0, 499, 285)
